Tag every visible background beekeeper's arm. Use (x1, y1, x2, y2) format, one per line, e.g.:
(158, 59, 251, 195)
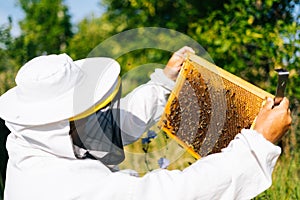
(119, 46, 195, 145)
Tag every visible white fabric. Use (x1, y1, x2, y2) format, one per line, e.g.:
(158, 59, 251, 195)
(120, 69, 173, 145)
(3, 69, 281, 200)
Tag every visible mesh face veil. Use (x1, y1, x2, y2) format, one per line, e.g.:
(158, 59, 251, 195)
(69, 78, 124, 168)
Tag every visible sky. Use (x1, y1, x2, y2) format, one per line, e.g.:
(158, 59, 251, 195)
(0, 0, 104, 36)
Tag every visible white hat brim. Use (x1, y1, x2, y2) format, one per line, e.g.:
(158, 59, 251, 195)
(0, 57, 120, 125)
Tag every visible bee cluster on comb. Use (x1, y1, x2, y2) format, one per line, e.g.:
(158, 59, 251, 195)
(159, 54, 273, 158)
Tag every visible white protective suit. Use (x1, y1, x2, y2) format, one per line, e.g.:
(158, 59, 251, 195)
(4, 69, 281, 200)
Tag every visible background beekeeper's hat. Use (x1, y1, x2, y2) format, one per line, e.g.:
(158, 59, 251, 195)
(0, 53, 120, 125)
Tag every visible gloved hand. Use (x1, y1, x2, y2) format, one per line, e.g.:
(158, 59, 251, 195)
(253, 97, 292, 143)
(163, 46, 195, 81)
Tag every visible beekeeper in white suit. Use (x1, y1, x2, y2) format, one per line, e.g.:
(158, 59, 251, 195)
(0, 46, 292, 200)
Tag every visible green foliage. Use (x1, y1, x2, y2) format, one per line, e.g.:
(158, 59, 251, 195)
(15, 0, 73, 63)
(0, 18, 13, 51)
(66, 15, 117, 59)
(68, 0, 300, 102)
(67, 0, 232, 64)
(101, 0, 230, 32)
(191, 0, 300, 98)
(254, 152, 300, 200)
(0, 22, 18, 94)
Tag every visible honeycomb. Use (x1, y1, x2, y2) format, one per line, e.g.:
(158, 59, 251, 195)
(159, 54, 274, 159)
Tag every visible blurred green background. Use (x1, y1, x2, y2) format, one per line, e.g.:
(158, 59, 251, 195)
(0, 0, 299, 199)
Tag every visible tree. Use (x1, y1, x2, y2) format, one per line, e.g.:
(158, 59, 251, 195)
(69, 0, 299, 105)
(14, 0, 73, 64)
(66, 15, 116, 60)
(70, 0, 298, 88)
(67, 0, 228, 57)
(101, 0, 230, 32)
(0, 18, 18, 94)
(191, 0, 300, 94)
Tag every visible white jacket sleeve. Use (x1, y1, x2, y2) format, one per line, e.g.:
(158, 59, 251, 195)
(127, 129, 281, 200)
(119, 68, 175, 145)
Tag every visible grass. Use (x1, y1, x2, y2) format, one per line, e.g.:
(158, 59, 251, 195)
(254, 152, 300, 200)
(255, 108, 300, 200)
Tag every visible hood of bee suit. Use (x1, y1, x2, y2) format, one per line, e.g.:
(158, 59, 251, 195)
(5, 120, 77, 160)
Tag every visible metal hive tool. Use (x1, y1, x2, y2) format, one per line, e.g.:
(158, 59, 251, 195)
(159, 54, 274, 159)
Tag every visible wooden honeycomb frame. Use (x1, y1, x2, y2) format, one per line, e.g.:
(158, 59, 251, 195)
(159, 54, 274, 159)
